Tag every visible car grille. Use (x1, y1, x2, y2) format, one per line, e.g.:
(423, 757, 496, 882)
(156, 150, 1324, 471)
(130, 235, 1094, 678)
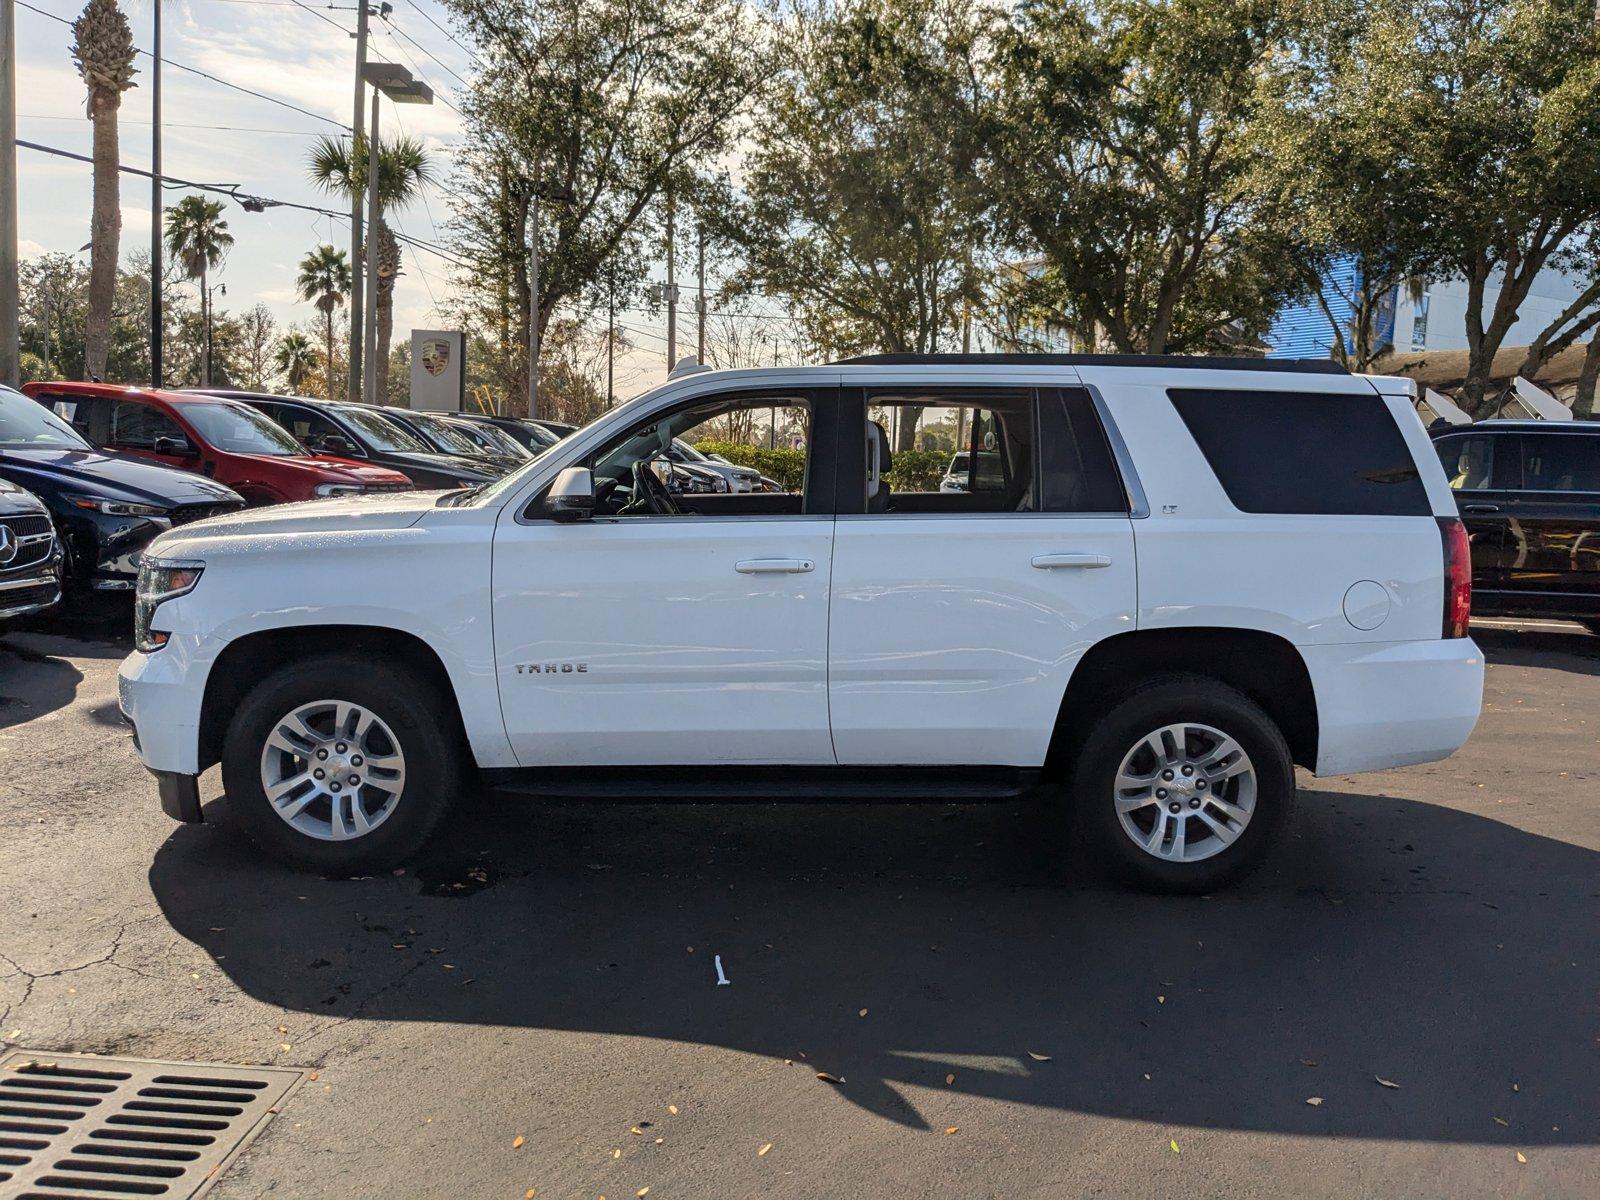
(1, 514, 56, 572)
(0, 580, 59, 614)
(169, 501, 242, 527)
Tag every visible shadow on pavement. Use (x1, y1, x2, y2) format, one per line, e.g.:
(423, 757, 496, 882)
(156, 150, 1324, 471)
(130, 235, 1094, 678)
(0, 635, 86, 729)
(149, 786, 1598, 1146)
(1473, 624, 1600, 675)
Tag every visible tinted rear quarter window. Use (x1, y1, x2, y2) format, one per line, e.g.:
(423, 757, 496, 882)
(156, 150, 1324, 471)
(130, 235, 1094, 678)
(1168, 388, 1430, 516)
(1519, 432, 1600, 493)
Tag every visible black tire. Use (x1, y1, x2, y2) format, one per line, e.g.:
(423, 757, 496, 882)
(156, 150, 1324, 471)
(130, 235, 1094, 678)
(221, 653, 462, 872)
(1069, 675, 1295, 894)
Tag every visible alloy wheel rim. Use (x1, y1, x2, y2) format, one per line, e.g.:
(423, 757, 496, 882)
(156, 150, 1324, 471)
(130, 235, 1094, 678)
(258, 699, 406, 842)
(1113, 722, 1256, 863)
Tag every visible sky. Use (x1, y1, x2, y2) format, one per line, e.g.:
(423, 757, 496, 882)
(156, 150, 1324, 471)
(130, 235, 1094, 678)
(13, 0, 678, 397)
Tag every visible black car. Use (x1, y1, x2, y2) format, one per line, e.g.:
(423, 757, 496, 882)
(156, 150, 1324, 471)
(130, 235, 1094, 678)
(192, 391, 502, 490)
(357, 405, 524, 474)
(0, 385, 243, 600)
(1431, 419, 1600, 631)
(454, 411, 564, 453)
(0, 476, 63, 623)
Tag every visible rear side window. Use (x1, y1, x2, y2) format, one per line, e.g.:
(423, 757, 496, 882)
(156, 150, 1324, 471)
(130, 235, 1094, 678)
(1169, 388, 1430, 516)
(1518, 433, 1600, 493)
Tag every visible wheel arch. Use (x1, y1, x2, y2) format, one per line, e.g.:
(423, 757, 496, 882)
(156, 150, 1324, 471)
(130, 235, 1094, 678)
(198, 624, 465, 772)
(1046, 627, 1319, 775)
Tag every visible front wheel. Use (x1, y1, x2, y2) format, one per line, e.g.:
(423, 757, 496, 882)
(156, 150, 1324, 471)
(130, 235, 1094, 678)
(221, 653, 462, 872)
(1071, 676, 1295, 893)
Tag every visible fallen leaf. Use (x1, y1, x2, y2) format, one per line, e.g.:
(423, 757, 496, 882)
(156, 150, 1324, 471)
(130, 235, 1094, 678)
(512, 1135, 525, 1149)
(1306, 1097, 1323, 1106)
(944, 1126, 959, 1135)
(858, 1008, 868, 1018)
(612, 1149, 621, 1160)
(816, 1072, 845, 1085)
(1375, 1076, 1401, 1090)
(630, 1127, 643, 1136)
(1170, 1139, 1180, 1154)
(279, 1044, 292, 1052)
(1027, 1052, 1052, 1062)
(667, 1105, 678, 1116)
(1299, 1059, 1318, 1067)
(758, 1143, 772, 1157)
(1512, 1082, 1521, 1092)
(654, 1138, 663, 1145)
(637, 1189, 650, 1197)
(945, 1073, 955, 1086)
(1157, 996, 1166, 1004)
(1494, 1117, 1509, 1127)
(526, 1191, 536, 1198)
(1516, 1152, 1527, 1164)
(308, 1071, 319, 1082)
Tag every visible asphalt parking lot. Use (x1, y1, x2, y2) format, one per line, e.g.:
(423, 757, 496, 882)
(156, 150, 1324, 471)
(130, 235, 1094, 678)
(1, 619, 1596, 1199)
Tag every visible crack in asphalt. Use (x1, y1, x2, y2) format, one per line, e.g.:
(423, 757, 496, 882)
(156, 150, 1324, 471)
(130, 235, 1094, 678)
(0, 922, 131, 1030)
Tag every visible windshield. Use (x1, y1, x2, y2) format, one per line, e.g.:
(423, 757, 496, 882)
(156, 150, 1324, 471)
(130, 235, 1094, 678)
(0, 387, 92, 450)
(462, 420, 533, 459)
(672, 438, 709, 462)
(409, 412, 487, 457)
(331, 405, 430, 453)
(178, 401, 306, 456)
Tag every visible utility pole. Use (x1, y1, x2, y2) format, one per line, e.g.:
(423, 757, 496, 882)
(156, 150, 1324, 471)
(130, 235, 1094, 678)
(0, 0, 18, 387)
(664, 191, 676, 369)
(606, 272, 614, 408)
(348, 0, 370, 403)
(695, 225, 706, 365)
(362, 88, 380, 402)
(149, 2, 162, 386)
(526, 188, 539, 419)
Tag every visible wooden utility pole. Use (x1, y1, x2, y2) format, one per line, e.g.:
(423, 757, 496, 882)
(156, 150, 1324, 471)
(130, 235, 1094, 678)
(696, 225, 706, 364)
(149, 2, 163, 385)
(348, 0, 370, 402)
(664, 190, 677, 369)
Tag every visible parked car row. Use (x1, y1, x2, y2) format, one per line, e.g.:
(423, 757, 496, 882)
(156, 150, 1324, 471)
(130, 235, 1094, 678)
(0, 380, 568, 625)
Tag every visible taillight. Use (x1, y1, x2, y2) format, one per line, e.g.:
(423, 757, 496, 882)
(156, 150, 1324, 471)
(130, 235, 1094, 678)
(1439, 516, 1472, 638)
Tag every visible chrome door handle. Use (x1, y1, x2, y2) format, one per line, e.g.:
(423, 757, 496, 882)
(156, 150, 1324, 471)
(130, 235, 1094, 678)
(735, 558, 815, 574)
(1462, 504, 1500, 514)
(1031, 553, 1112, 570)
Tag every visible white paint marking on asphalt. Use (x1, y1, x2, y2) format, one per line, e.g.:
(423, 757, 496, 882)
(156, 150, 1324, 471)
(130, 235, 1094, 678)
(714, 954, 730, 986)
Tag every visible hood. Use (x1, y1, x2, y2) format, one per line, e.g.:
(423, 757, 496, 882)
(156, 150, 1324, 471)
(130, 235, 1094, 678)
(0, 446, 243, 506)
(149, 489, 446, 548)
(382, 450, 500, 481)
(0, 476, 48, 516)
(311, 456, 413, 485)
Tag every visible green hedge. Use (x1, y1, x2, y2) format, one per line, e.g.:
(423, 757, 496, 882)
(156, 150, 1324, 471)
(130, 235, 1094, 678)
(695, 441, 950, 493)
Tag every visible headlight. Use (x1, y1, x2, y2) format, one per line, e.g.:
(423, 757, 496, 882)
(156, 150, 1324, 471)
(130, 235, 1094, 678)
(65, 493, 168, 518)
(314, 482, 364, 498)
(134, 557, 204, 653)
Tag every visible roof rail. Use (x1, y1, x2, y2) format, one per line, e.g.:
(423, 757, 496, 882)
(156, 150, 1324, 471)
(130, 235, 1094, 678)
(833, 352, 1351, 376)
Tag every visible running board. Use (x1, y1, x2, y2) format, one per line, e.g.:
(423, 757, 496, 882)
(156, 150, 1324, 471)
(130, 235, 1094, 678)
(481, 765, 1044, 802)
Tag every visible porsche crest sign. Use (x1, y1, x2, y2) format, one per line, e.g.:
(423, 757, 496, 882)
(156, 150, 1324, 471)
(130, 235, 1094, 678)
(409, 329, 466, 411)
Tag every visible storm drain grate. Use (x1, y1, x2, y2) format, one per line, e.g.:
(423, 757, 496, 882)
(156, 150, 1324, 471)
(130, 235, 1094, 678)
(0, 1050, 306, 1199)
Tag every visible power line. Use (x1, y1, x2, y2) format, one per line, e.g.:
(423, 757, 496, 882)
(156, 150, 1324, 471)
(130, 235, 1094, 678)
(401, 0, 480, 68)
(282, 0, 354, 37)
(20, 113, 334, 137)
(16, 0, 351, 131)
(384, 15, 469, 88)
(377, 24, 465, 117)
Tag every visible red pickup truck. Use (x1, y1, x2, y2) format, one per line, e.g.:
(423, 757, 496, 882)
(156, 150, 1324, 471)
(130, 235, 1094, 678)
(24, 382, 412, 505)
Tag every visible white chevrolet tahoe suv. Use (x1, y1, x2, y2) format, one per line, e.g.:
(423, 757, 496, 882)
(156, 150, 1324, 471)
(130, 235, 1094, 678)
(118, 354, 1484, 892)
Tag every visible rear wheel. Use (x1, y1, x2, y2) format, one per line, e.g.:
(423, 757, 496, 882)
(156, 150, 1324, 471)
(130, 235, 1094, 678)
(1071, 676, 1294, 893)
(221, 654, 461, 872)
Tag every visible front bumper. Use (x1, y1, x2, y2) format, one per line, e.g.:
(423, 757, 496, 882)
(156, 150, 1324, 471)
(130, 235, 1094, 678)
(118, 634, 207, 776)
(0, 572, 62, 620)
(1303, 636, 1485, 776)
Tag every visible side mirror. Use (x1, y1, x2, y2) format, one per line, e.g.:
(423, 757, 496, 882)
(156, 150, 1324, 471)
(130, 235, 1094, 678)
(545, 465, 596, 521)
(154, 435, 193, 457)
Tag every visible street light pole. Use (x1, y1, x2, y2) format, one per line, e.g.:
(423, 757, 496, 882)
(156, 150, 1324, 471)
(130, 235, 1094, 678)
(348, 0, 370, 403)
(664, 192, 676, 369)
(362, 88, 380, 403)
(0, 0, 18, 387)
(526, 189, 539, 419)
(149, 2, 162, 386)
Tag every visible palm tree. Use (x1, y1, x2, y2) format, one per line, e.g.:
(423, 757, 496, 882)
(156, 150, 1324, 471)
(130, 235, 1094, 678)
(273, 331, 318, 393)
(163, 196, 233, 386)
(295, 245, 351, 399)
(307, 134, 434, 401)
(70, 0, 137, 380)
